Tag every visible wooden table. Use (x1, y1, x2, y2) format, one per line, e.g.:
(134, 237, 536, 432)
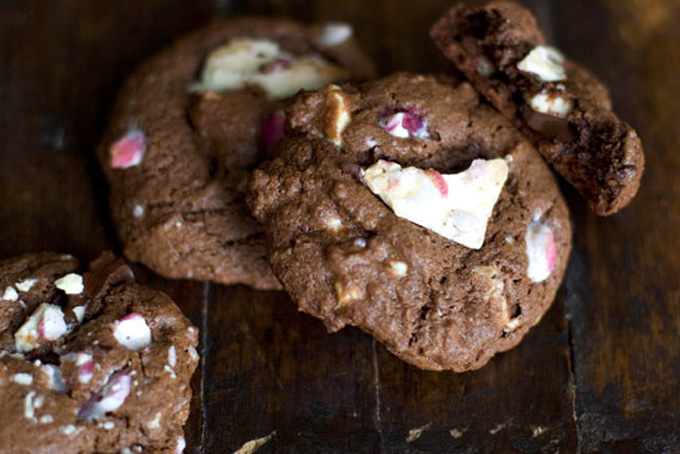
(1, 0, 678, 452)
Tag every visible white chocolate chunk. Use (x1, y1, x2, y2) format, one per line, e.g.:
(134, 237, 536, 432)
(12, 373, 33, 385)
(517, 46, 566, 82)
(334, 282, 363, 305)
(503, 317, 522, 333)
(190, 39, 348, 101)
(527, 90, 574, 117)
(3, 286, 18, 301)
(55, 273, 83, 295)
(15, 304, 68, 352)
(175, 436, 186, 454)
(389, 261, 408, 277)
(319, 22, 353, 47)
(15, 278, 37, 292)
(113, 313, 151, 351)
(525, 217, 557, 283)
(72, 306, 86, 323)
(362, 159, 509, 249)
(325, 216, 344, 233)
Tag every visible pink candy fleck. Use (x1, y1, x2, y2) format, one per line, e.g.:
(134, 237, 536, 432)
(261, 110, 286, 147)
(378, 108, 428, 139)
(260, 59, 292, 73)
(78, 372, 131, 422)
(79, 360, 95, 383)
(544, 229, 557, 274)
(109, 130, 146, 169)
(425, 169, 448, 197)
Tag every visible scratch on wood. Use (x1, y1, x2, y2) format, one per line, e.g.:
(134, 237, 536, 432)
(371, 338, 384, 452)
(232, 431, 276, 454)
(489, 419, 513, 435)
(531, 425, 547, 437)
(406, 422, 432, 443)
(450, 427, 468, 439)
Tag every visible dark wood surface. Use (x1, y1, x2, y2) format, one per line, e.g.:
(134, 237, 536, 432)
(1, 0, 678, 452)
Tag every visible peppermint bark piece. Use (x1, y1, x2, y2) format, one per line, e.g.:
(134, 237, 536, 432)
(431, 1, 644, 215)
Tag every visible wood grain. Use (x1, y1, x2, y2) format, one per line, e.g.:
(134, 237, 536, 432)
(0, 0, 677, 452)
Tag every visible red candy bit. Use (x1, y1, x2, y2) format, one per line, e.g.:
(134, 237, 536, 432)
(425, 169, 448, 197)
(261, 110, 286, 147)
(79, 360, 95, 379)
(109, 129, 146, 169)
(260, 58, 292, 73)
(378, 108, 428, 139)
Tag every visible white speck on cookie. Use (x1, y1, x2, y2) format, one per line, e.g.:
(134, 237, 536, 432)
(39, 414, 53, 424)
(132, 204, 145, 218)
(15, 278, 37, 293)
(525, 217, 557, 283)
(319, 22, 353, 47)
(189, 38, 348, 101)
(55, 273, 83, 295)
(147, 411, 162, 429)
(164, 365, 177, 379)
(113, 313, 152, 351)
(517, 46, 566, 82)
(12, 373, 33, 386)
(24, 391, 37, 421)
(325, 216, 344, 233)
(168, 346, 177, 368)
(77, 372, 131, 422)
(362, 159, 509, 249)
(477, 55, 495, 76)
(2, 286, 18, 301)
(61, 424, 78, 435)
(15, 303, 68, 352)
(41, 364, 68, 392)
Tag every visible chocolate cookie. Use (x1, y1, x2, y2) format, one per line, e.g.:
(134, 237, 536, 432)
(248, 73, 572, 371)
(430, 1, 644, 215)
(97, 18, 376, 289)
(0, 252, 199, 453)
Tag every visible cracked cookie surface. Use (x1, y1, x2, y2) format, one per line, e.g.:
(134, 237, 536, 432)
(97, 18, 376, 290)
(0, 252, 198, 453)
(249, 73, 571, 371)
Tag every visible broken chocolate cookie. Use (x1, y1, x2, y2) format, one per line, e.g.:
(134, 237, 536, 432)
(0, 252, 199, 453)
(430, 1, 644, 215)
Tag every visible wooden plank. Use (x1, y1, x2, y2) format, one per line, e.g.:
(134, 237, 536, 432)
(553, 0, 680, 452)
(203, 285, 379, 453)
